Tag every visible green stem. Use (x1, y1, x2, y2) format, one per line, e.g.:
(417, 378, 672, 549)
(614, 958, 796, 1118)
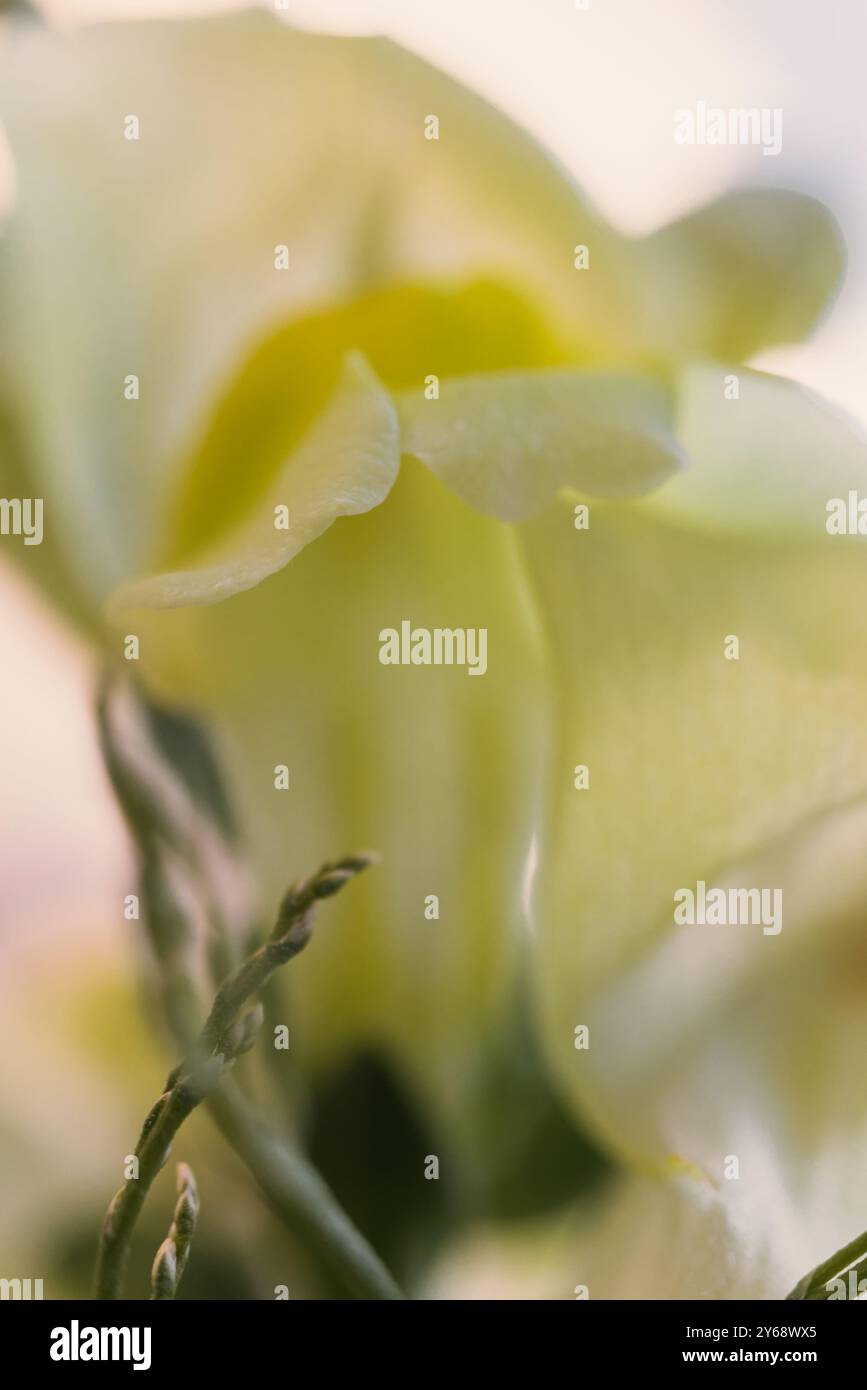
(208, 1082, 404, 1300)
(150, 1163, 199, 1300)
(93, 834, 404, 1299)
(95, 1062, 220, 1300)
(97, 679, 404, 1300)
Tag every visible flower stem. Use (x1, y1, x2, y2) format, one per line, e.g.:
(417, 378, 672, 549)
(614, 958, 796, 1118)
(95, 1061, 221, 1300)
(96, 677, 404, 1299)
(150, 1163, 199, 1300)
(93, 833, 404, 1299)
(208, 1082, 403, 1300)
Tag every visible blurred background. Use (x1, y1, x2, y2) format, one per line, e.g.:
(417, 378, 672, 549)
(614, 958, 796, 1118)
(2, 0, 865, 1297)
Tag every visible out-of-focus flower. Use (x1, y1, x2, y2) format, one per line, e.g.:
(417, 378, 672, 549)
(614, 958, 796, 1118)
(425, 1165, 781, 1300)
(3, 8, 867, 1284)
(524, 369, 867, 1285)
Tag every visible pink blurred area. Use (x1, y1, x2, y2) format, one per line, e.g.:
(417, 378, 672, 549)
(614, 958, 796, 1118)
(0, 565, 145, 1275)
(0, 564, 128, 959)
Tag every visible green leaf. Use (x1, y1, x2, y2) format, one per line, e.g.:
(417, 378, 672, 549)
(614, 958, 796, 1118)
(787, 1227, 867, 1300)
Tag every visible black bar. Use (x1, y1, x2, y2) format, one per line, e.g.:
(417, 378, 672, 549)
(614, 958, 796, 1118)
(3, 1298, 862, 1374)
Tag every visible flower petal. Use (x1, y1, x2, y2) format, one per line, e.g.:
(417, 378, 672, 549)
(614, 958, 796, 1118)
(523, 479, 867, 1269)
(571, 1170, 780, 1300)
(647, 365, 867, 540)
(0, 9, 619, 598)
(426, 1169, 777, 1299)
(398, 369, 686, 521)
(108, 353, 399, 612)
(160, 278, 563, 568)
(634, 188, 845, 362)
(119, 457, 548, 1110)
